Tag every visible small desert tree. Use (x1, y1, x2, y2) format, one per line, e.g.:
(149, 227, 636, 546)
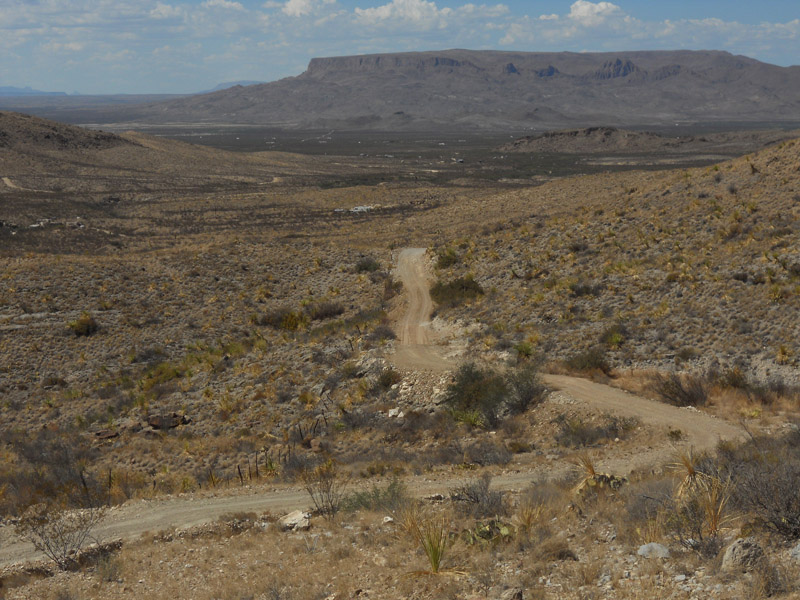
(16, 502, 106, 570)
(301, 460, 349, 521)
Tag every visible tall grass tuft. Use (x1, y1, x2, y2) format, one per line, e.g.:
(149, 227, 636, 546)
(400, 506, 450, 574)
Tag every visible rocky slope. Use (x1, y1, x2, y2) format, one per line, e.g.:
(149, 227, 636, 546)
(499, 127, 800, 155)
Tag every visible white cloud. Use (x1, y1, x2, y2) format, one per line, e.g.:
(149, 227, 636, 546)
(202, 0, 245, 10)
(567, 0, 622, 27)
(354, 0, 452, 27)
(538, 13, 558, 21)
(282, 0, 335, 17)
(150, 3, 183, 19)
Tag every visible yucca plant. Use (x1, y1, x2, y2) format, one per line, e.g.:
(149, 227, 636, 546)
(671, 448, 711, 500)
(700, 477, 734, 538)
(514, 500, 545, 536)
(400, 506, 450, 574)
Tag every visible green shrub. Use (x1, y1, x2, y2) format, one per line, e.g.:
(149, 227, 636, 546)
(565, 347, 611, 374)
(377, 367, 402, 389)
(648, 372, 708, 407)
(444, 363, 507, 428)
(436, 247, 459, 269)
(305, 301, 344, 321)
(68, 312, 98, 337)
(430, 275, 484, 308)
(343, 477, 409, 513)
(355, 256, 380, 273)
(599, 323, 626, 349)
(259, 306, 308, 331)
(505, 363, 547, 415)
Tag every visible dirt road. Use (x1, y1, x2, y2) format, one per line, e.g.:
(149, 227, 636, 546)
(391, 248, 452, 371)
(0, 247, 745, 570)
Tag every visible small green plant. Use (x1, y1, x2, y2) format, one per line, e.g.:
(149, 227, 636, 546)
(68, 312, 99, 337)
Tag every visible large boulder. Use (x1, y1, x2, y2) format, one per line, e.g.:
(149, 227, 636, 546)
(279, 510, 311, 532)
(789, 541, 800, 562)
(637, 542, 670, 559)
(722, 537, 765, 572)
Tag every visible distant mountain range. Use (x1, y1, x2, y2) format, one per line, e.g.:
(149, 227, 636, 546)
(0, 86, 67, 97)
(120, 49, 800, 130)
(199, 81, 266, 93)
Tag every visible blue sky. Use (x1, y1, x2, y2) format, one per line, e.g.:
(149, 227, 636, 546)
(1, 0, 798, 94)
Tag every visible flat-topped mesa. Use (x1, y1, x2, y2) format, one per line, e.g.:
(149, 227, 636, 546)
(305, 53, 484, 77)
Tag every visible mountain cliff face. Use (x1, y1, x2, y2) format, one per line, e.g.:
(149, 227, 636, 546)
(133, 49, 800, 130)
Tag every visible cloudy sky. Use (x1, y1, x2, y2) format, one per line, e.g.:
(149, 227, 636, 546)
(1, 0, 798, 94)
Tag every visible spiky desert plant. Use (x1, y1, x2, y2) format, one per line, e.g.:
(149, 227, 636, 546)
(700, 477, 734, 538)
(670, 448, 711, 500)
(572, 452, 597, 495)
(514, 500, 545, 536)
(400, 505, 450, 574)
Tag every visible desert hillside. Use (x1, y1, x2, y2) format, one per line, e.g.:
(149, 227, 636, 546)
(1, 113, 799, 600)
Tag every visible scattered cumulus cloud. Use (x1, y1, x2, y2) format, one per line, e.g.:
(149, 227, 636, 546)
(354, 0, 451, 27)
(282, 0, 335, 17)
(567, 0, 621, 28)
(202, 0, 246, 10)
(0, 0, 798, 93)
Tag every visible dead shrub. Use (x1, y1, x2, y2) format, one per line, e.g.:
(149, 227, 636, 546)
(15, 503, 106, 570)
(301, 459, 349, 521)
(450, 473, 506, 518)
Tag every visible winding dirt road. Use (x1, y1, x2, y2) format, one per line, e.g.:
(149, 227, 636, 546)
(388, 247, 744, 470)
(0, 248, 745, 570)
(391, 248, 452, 371)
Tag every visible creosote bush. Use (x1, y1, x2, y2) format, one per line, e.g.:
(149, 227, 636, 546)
(68, 312, 99, 337)
(444, 363, 508, 428)
(343, 477, 409, 513)
(301, 459, 349, 521)
(564, 346, 611, 375)
(430, 275, 484, 308)
(444, 362, 547, 428)
(649, 371, 708, 407)
(355, 256, 381, 273)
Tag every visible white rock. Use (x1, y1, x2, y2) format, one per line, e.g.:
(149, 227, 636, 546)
(637, 543, 670, 559)
(279, 510, 311, 531)
(383, 516, 394, 524)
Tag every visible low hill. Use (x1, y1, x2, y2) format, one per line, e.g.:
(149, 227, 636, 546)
(0, 110, 129, 151)
(500, 126, 800, 154)
(115, 49, 800, 130)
